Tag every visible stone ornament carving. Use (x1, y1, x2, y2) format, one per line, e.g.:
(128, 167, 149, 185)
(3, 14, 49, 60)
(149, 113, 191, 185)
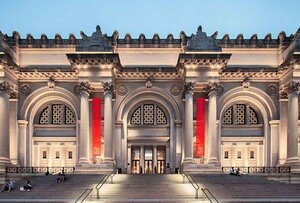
(74, 81, 94, 95)
(116, 84, 128, 96)
(20, 84, 31, 95)
(267, 84, 278, 96)
(242, 77, 250, 89)
(0, 82, 19, 98)
(145, 77, 152, 89)
(279, 81, 300, 98)
(183, 82, 194, 94)
(47, 77, 55, 88)
(103, 82, 114, 93)
(170, 85, 182, 96)
(186, 26, 220, 51)
(77, 25, 112, 52)
(206, 82, 221, 95)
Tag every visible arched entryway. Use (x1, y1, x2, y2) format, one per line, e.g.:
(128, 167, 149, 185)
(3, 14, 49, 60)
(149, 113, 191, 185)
(218, 86, 277, 167)
(116, 87, 181, 173)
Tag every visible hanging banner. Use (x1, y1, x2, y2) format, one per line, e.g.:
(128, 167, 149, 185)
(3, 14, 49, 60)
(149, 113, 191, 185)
(195, 98, 205, 157)
(92, 98, 101, 157)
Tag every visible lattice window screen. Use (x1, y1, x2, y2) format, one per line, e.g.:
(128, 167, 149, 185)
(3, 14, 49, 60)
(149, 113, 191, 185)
(156, 106, 167, 125)
(234, 104, 246, 124)
(39, 106, 50, 124)
(248, 107, 258, 124)
(222, 106, 233, 124)
(143, 104, 154, 125)
(52, 104, 63, 124)
(65, 106, 76, 125)
(130, 107, 141, 125)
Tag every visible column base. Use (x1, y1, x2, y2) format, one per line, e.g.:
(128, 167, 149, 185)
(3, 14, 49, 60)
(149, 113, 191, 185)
(207, 157, 220, 165)
(182, 158, 195, 164)
(276, 158, 287, 166)
(77, 157, 91, 165)
(0, 157, 12, 174)
(285, 157, 300, 165)
(103, 157, 115, 164)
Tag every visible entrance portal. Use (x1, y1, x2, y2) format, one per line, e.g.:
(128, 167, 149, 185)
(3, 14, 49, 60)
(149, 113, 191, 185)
(130, 146, 166, 174)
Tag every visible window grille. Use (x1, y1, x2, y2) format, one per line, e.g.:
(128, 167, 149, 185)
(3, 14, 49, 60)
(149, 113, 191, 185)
(222, 104, 259, 125)
(38, 104, 75, 125)
(130, 104, 167, 125)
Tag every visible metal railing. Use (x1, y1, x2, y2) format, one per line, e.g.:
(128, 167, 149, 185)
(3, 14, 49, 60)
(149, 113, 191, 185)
(221, 166, 291, 174)
(201, 188, 219, 203)
(95, 168, 118, 199)
(179, 169, 200, 199)
(6, 166, 75, 174)
(74, 188, 93, 203)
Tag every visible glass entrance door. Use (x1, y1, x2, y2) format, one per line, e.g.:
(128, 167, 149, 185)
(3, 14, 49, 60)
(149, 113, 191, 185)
(131, 147, 140, 174)
(145, 160, 153, 174)
(157, 160, 165, 174)
(144, 148, 153, 174)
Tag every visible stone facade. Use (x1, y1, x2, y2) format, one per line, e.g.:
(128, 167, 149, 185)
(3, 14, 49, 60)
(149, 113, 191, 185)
(0, 26, 300, 173)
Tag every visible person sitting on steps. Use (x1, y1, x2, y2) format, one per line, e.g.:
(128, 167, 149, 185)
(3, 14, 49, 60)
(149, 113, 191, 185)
(23, 179, 32, 191)
(1, 179, 14, 192)
(56, 172, 66, 183)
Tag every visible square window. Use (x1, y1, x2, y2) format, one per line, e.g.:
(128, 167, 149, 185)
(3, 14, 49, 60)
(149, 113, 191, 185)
(250, 151, 255, 159)
(68, 151, 73, 159)
(56, 151, 60, 159)
(237, 151, 242, 159)
(224, 151, 229, 159)
(42, 151, 47, 159)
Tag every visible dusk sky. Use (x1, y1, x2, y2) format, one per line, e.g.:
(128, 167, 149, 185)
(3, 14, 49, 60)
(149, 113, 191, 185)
(1, 0, 299, 39)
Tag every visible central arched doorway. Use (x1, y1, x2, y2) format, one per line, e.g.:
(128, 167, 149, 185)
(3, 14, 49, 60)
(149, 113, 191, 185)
(128, 103, 169, 174)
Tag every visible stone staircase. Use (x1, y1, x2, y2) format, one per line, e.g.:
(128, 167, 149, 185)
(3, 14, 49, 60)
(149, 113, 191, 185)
(87, 174, 208, 202)
(0, 174, 209, 203)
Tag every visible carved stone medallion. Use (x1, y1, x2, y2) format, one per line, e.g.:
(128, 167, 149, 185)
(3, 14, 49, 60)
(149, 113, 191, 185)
(116, 84, 128, 96)
(170, 85, 182, 96)
(267, 84, 277, 96)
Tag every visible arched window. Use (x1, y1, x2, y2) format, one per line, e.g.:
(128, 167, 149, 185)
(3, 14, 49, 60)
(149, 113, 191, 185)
(38, 104, 76, 125)
(130, 104, 167, 125)
(222, 104, 259, 125)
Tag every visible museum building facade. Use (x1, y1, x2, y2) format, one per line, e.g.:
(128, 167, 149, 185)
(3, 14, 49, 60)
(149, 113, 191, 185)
(0, 25, 299, 173)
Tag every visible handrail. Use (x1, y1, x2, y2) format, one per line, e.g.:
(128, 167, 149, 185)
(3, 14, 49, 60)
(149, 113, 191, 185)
(95, 168, 118, 199)
(201, 188, 219, 203)
(74, 188, 93, 203)
(179, 169, 200, 199)
(110, 168, 118, 183)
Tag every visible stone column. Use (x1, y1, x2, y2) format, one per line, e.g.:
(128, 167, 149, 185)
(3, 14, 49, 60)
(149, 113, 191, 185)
(78, 82, 93, 165)
(278, 93, 288, 165)
(9, 98, 18, 165)
(127, 145, 131, 173)
(0, 82, 13, 172)
(153, 146, 157, 173)
(269, 120, 280, 166)
(18, 120, 28, 166)
(183, 82, 194, 164)
(140, 146, 144, 173)
(103, 82, 114, 164)
(207, 83, 219, 164)
(166, 144, 170, 173)
(285, 82, 300, 165)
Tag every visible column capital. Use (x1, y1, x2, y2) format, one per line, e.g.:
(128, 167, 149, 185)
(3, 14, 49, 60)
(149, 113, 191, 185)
(0, 82, 19, 98)
(206, 82, 220, 96)
(75, 81, 94, 96)
(183, 82, 194, 96)
(103, 82, 115, 95)
(280, 81, 300, 97)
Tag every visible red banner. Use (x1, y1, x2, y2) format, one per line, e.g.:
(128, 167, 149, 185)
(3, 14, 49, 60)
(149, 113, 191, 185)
(195, 98, 205, 157)
(92, 98, 101, 157)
